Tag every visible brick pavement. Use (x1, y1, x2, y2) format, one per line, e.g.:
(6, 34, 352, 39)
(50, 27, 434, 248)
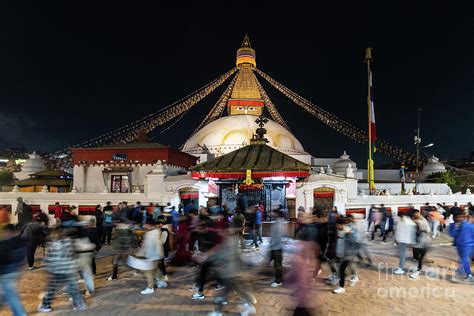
(3, 230, 474, 316)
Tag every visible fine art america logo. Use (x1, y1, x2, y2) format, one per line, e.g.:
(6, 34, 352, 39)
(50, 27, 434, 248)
(376, 262, 457, 298)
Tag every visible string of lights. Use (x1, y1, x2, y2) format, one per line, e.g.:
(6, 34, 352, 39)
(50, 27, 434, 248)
(184, 69, 240, 144)
(138, 67, 236, 139)
(45, 68, 237, 163)
(70, 71, 228, 148)
(255, 68, 416, 164)
(150, 106, 191, 140)
(252, 71, 291, 131)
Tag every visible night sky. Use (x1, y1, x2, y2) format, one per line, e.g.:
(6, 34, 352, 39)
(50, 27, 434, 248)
(0, 2, 472, 166)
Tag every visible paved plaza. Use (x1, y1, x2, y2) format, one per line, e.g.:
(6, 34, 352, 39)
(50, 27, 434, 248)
(4, 231, 474, 316)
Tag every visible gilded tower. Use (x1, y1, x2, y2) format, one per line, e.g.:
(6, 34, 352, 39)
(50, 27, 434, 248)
(227, 35, 264, 116)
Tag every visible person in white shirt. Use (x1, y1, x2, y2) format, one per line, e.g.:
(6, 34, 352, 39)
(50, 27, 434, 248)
(393, 214, 417, 275)
(136, 221, 166, 294)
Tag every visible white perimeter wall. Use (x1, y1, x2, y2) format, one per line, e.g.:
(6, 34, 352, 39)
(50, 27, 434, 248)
(74, 164, 186, 193)
(346, 193, 473, 216)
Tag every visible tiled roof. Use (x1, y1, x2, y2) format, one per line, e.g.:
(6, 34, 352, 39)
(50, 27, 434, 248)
(191, 144, 310, 172)
(15, 178, 72, 187)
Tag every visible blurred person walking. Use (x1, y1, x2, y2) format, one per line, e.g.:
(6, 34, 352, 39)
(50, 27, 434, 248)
(20, 216, 47, 270)
(351, 213, 374, 267)
(367, 204, 376, 232)
(333, 217, 358, 294)
(370, 208, 381, 241)
(79, 217, 101, 275)
(436, 203, 447, 231)
(0, 225, 27, 316)
(53, 202, 62, 227)
(190, 214, 226, 300)
(102, 202, 114, 245)
(378, 204, 388, 241)
(325, 207, 339, 285)
(269, 211, 284, 287)
(75, 219, 99, 296)
(393, 213, 417, 275)
(250, 205, 263, 249)
(209, 228, 257, 316)
(107, 220, 134, 281)
(288, 240, 317, 316)
(173, 214, 193, 265)
(93, 204, 104, 243)
(232, 208, 246, 251)
(449, 212, 474, 281)
(37, 222, 86, 312)
(34, 209, 49, 227)
(15, 197, 32, 229)
(136, 220, 166, 294)
(409, 209, 432, 279)
(429, 207, 444, 238)
(156, 217, 170, 281)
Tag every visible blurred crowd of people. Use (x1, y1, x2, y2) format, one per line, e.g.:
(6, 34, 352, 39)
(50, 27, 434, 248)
(0, 198, 473, 316)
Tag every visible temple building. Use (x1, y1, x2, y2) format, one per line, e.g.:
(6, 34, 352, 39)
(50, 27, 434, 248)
(70, 142, 197, 193)
(190, 116, 310, 219)
(14, 169, 73, 192)
(14, 152, 46, 180)
(0, 35, 467, 227)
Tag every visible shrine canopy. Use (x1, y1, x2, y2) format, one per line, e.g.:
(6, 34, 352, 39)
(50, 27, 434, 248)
(190, 142, 311, 179)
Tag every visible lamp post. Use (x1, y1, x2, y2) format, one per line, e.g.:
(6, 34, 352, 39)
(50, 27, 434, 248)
(414, 109, 422, 194)
(414, 108, 434, 194)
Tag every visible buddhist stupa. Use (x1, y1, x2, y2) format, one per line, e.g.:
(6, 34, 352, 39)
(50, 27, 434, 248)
(183, 35, 307, 157)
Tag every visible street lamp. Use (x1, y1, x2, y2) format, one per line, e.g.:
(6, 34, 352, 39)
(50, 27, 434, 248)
(414, 109, 434, 194)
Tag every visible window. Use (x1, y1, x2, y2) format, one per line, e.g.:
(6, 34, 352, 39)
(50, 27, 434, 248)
(111, 175, 129, 193)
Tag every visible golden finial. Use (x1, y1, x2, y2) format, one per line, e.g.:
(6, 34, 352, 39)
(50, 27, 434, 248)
(236, 34, 256, 68)
(241, 33, 252, 47)
(365, 47, 373, 62)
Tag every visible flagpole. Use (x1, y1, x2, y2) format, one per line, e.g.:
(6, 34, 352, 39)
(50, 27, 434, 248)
(365, 47, 375, 195)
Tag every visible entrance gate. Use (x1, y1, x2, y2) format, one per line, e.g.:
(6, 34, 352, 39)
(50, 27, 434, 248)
(219, 182, 286, 221)
(313, 187, 335, 213)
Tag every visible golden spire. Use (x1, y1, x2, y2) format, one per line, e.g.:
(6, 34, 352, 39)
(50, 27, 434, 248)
(228, 35, 263, 116)
(236, 34, 256, 68)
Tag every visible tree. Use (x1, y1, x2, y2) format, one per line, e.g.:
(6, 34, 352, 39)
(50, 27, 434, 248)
(425, 170, 473, 193)
(0, 170, 14, 187)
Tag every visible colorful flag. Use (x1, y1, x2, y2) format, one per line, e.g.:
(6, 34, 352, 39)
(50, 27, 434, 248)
(365, 47, 376, 193)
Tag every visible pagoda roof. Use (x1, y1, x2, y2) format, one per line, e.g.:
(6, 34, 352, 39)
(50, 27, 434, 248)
(30, 169, 73, 178)
(15, 178, 72, 187)
(190, 143, 310, 179)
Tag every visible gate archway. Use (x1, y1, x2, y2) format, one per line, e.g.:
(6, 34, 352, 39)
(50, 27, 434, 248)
(313, 187, 335, 213)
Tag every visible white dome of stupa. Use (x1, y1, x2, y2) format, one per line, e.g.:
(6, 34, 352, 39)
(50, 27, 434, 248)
(182, 115, 306, 156)
(422, 156, 446, 175)
(14, 151, 46, 180)
(333, 151, 357, 173)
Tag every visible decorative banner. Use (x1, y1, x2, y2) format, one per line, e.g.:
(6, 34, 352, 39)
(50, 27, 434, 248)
(285, 177, 296, 197)
(239, 183, 264, 191)
(313, 187, 335, 198)
(243, 169, 255, 185)
(346, 208, 366, 218)
(180, 192, 199, 199)
(208, 179, 218, 196)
